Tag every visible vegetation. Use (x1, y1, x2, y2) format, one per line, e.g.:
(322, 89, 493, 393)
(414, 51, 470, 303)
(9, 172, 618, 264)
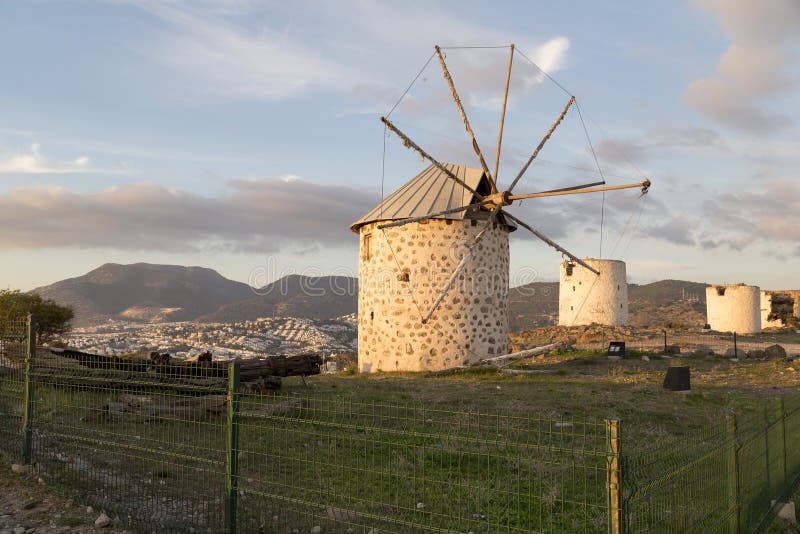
(0, 290, 73, 344)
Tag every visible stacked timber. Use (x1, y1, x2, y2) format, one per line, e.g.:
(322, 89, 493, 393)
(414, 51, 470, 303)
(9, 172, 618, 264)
(43, 348, 321, 392)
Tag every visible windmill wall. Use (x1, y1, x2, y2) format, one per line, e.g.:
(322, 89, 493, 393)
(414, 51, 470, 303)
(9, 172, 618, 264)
(706, 284, 761, 334)
(357, 219, 510, 372)
(558, 259, 628, 326)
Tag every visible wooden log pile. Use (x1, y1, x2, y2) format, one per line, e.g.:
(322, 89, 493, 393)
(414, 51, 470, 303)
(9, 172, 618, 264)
(44, 348, 321, 392)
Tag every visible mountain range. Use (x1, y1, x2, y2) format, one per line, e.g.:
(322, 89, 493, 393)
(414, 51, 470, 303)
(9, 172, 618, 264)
(32, 262, 708, 329)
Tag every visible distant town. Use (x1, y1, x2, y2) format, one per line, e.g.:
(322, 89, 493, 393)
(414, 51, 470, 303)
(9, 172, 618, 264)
(62, 315, 357, 360)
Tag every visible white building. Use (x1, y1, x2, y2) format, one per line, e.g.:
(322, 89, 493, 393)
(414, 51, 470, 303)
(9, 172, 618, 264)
(558, 258, 628, 326)
(706, 284, 761, 334)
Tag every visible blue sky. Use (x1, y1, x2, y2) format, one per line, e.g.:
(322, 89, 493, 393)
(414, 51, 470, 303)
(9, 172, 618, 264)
(0, 0, 798, 291)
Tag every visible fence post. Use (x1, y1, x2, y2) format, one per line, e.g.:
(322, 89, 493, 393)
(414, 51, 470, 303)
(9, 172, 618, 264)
(733, 332, 738, 357)
(780, 398, 788, 495)
(224, 361, 241, 534)
(21, 313, 36, 464)
(663, 330, 667, 354)
(725, 410, 740, 534)
(606, 417, 623, 534)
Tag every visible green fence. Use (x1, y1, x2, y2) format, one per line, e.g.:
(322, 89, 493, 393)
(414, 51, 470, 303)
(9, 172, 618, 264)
(1, 315, 800, 533)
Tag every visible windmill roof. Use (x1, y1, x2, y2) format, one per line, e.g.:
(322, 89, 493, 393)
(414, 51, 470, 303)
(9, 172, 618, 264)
(351, 163, 502, 232)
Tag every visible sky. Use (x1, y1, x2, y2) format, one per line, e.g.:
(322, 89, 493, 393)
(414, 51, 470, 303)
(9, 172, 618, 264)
(0, 0, 798, 291)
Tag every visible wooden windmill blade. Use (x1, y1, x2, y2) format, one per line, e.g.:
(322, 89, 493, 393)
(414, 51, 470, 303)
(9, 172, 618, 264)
(377, 199, 491, 230)
(435, 45, 497, 193)
(503, 211, 599, 275)
(381, 117, 485, 200)
(507, 95, 576, 193)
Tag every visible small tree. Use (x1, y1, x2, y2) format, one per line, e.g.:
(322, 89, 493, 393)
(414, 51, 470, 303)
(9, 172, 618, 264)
(0, 290, 74, 344)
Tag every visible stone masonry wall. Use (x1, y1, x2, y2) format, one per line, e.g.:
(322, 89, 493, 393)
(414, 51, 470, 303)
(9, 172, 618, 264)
(558, 258, 628, 326)
(706, 284, 761, 334)
(357, 219, 510, 372)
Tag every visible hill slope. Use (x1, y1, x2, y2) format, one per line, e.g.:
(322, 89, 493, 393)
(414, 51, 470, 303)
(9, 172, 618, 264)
(33, 262, 709, 329)
(509, 279, 708, 331)
(32, 263, 254, 326)
(198, 275, 358, 323)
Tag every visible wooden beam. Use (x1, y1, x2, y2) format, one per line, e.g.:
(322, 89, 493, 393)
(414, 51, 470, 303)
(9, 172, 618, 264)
(377, 199, 490, 230)
(508, 95, 576, 193)
(434, 45, 496, 193)
(504, 212, 600, 275)
(381, 116, 484, 200)
(493, 44, 514, 188)
(508, 179, 650, 201)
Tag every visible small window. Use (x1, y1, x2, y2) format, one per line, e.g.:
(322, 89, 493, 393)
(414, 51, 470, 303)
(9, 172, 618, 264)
(363, 233, 372, 261)
(565, 263, 574, 276)
(716, 286, 726, 296)
(397, 272, 410, 282)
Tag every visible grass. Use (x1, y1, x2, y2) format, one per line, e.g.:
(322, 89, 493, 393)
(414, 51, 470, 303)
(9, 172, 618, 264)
(2, 348, 800, 532)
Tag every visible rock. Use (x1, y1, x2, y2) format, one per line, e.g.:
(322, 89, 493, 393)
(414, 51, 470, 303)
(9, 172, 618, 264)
(326, 508, 358, 521)
(772, 500, 797, 524)
(724, 348, 746, 359)
(416, 502, 425, 509)
(311, 527, 322, 534)
(691, 346, 714, 357)
(37, 478, 44, 485)
(664, 345, 681, 355)
(765, 344, 787, 360)
(94, 513, 111, 528)
(86, 506, 94, 514)
(13, 527, 25, 534)
(747, 349, 766, 359)
(10, 464, 27, 475)
(641, 355, 650, 362)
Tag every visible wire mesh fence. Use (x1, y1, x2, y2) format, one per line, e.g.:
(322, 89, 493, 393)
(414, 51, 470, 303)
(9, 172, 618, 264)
(571, 327, 797, 360)
(623, 398, 800, 533)
(0, 316, 30, 456)
(2, 315, 800, 533)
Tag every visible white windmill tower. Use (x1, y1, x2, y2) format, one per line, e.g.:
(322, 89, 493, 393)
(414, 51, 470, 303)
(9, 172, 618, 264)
(352, 45, 650, 372)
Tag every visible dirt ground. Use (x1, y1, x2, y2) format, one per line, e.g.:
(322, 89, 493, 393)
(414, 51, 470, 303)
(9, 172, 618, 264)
(0, 459, 129, 534)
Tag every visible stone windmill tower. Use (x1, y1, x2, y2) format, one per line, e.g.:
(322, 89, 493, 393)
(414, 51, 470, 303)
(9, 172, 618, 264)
(352, 45, 650, 372)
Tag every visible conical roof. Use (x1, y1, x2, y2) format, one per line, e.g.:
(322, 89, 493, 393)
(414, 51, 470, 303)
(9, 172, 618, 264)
(351, 163, 494, 232)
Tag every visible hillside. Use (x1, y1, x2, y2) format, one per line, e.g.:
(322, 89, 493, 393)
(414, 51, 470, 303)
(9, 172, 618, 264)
(32, 263, 710, 329)
(198, 275, 358, 323)
(32, 263, 254, 326)
(508, 279, 708, 331)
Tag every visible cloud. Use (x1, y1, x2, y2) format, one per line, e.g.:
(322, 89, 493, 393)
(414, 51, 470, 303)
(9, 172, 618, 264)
(0, 177, 377, 252)
(641, 216, 697, 246)
(684, 0, 800, 132)
(701, 180, 800, 253)
(128, 1, 358, 100)
(594, 125, 725, 166)
(0, 143, 96, 174)
(594, 138, 647, 165)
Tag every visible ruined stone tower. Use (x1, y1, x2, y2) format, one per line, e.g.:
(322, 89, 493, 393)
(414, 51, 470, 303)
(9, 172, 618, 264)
(351, 163, 513, 372)
(706, 283, 761, 334)
(558, 258, 628, 326)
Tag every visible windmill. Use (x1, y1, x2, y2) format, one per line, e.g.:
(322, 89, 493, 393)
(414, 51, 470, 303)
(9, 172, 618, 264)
(351, 44, 650, 372)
